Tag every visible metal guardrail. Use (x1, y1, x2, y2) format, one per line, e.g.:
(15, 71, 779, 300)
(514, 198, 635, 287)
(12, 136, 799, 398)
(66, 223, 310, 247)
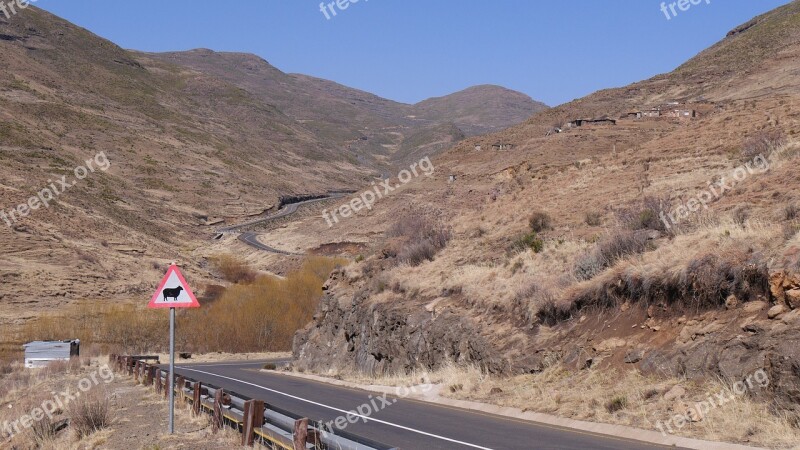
(112, 355, 396, 450)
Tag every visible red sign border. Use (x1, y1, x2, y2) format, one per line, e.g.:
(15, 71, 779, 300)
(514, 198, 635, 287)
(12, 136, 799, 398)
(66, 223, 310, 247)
(147, 264, 200, 309)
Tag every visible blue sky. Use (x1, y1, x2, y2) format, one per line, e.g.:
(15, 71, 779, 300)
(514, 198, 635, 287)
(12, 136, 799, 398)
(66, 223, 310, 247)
(34, 0, 791, 106)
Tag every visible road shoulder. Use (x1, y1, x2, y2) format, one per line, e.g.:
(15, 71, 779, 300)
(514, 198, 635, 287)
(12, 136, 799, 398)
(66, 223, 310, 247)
(262, 369, 764, 450)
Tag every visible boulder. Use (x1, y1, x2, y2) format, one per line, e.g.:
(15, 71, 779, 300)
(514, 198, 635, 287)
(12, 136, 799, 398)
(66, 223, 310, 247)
(786, 289, 800, 310)
(770, 271, 787, 303)
(743, 301, 767, 314)
(593, 337, 626, 353)
(664, 385, 686, 401)
(624, 349, 645, 364)
(768, 304, 787, 320)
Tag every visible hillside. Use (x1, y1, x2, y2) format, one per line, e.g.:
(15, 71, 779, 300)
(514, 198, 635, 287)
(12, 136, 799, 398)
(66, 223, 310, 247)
(143, 50, 547, 167)
(284, 3, 800, 446)
(0, 6, 543, 327)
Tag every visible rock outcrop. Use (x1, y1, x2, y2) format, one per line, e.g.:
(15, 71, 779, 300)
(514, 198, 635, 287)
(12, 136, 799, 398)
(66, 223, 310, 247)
(293, 270, 504, 375)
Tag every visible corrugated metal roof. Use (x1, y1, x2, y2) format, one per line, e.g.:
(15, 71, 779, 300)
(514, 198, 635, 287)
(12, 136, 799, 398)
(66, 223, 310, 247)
(23, 340, 79, 359)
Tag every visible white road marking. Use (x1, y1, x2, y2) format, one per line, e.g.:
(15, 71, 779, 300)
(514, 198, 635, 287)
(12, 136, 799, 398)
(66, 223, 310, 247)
(177, 367, 494, 450)
(178, 361, 276, 367)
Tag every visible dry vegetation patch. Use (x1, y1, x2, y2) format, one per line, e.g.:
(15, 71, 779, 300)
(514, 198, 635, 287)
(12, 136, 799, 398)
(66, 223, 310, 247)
(15, 256, 345, 355)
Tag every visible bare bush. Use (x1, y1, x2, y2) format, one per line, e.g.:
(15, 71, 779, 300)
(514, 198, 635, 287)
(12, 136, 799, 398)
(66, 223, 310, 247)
(784, 204, 798, 221)
(211, 254, 257, 284)
(68, 393, 111, 438)
(43, 360, 69, 378)
(388, 213, 451, 266)
(201, 284, 226, 304)
(31, 415, 57, 444)
(0, 359, 13, 376)
(733, 207, 750, 228)
(585, 211, 603, 226)
(605, 396, 628, 413)
(742, 129, 785, 161)
(615, 196, 672, 233)
(561, 249, 770, 323)
(574, 231, 650, 280)
(528, 211, 553, 233)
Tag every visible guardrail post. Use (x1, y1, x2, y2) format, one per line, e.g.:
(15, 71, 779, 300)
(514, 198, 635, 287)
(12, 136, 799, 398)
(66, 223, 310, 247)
(146, 366, 155, 386)
(212, 388, 224, 434)
(242, 401, 253, 446)
(242, 400, 264, 447)
(192, 381, 202, 415)
(127, 357, 133, 376)
(155, 369, 162, 394)
(176, 376, 185, 399)
(134, 361, 140, 384)
(293, 418, 309, 450)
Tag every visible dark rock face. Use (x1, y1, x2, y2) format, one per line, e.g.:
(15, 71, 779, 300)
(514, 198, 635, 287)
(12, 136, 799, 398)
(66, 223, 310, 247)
(293, 287, 504, 375)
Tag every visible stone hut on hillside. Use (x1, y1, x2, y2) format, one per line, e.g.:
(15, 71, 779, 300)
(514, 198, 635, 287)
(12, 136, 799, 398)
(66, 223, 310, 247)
(492, 142, 515, 150)
(569, 118, 617, 127)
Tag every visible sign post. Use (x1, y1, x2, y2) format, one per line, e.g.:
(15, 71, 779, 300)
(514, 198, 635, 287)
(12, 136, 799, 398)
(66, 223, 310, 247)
(147, 263, 200, 434)
(168, 306, 175, 433)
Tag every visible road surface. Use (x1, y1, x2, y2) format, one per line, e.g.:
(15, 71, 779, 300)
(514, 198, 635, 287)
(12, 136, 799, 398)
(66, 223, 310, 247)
(237, 232, 298, 255)
(171, 359, 681, 450)
(219, 193, 349, 253)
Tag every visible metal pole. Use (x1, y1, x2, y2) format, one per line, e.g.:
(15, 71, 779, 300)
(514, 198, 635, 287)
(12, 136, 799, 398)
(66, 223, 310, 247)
(168, 306, 176, 434)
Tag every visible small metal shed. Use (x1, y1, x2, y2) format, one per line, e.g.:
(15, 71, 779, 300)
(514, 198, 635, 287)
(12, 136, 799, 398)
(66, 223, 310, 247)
(23, 340, 80, 368)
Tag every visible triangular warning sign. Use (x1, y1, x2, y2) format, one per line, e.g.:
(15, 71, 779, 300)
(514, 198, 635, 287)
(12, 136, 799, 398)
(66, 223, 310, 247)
(147, 264, 200, 309)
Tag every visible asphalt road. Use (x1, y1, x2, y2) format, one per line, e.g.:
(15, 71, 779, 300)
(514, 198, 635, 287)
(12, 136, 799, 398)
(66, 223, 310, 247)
(219, 193, 348, 253)
(171, 359, 680, 450)
(238, 232, 298, 255)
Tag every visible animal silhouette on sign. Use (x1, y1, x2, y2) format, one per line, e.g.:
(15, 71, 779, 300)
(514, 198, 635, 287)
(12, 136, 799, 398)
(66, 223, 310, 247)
(162, 286, 184, 302)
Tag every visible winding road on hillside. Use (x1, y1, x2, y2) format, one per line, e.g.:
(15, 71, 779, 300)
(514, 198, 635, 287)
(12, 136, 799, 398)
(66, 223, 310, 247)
(218, 193, 350, 253)
(171, 359, 685, 450)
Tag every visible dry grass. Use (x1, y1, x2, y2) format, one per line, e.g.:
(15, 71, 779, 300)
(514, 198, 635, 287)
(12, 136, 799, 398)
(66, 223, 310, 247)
(68, 392, 111, 439)
(318, 362, 800, 449)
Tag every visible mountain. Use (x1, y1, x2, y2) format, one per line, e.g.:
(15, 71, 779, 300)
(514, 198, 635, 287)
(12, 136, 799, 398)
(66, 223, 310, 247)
(0, 6, 545, 325)
(413, 85, 548, 135)
(142, 50, 547, 167)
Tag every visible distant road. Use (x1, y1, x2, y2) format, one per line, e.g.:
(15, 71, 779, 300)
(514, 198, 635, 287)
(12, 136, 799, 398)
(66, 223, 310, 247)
(218, 192, 350, 253)
(238, 232, 297, 255)
(171, 359, 681, 450)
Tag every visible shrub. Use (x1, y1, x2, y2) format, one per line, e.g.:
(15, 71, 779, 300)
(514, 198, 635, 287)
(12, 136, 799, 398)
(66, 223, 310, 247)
(585, 211, 603, 226)
(733, 207, 750, 228)
(212, 254, 257, 284)
(742, 129, 785, 161)
(388, 213, 451, 266)
(616, 196, 671, 233)
(263, 363, 277, 370)
(563, 249, 770, 323)
(512, 231, 544, 254)
(69, 394, 111, 438)
(399, 240, 438, 266)
(200, 284, 226, 304)
(25, 257, 346, 355)
(528, 211, 553, 233)
(31, 415, 58, 444)
(785, 204, 798, 221)
(605, 396, 628, 413)
(574, 231, 649, 280)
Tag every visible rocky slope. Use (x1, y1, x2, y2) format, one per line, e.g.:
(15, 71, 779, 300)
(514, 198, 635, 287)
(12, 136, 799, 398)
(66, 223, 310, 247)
(292, 1, 800, 417)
